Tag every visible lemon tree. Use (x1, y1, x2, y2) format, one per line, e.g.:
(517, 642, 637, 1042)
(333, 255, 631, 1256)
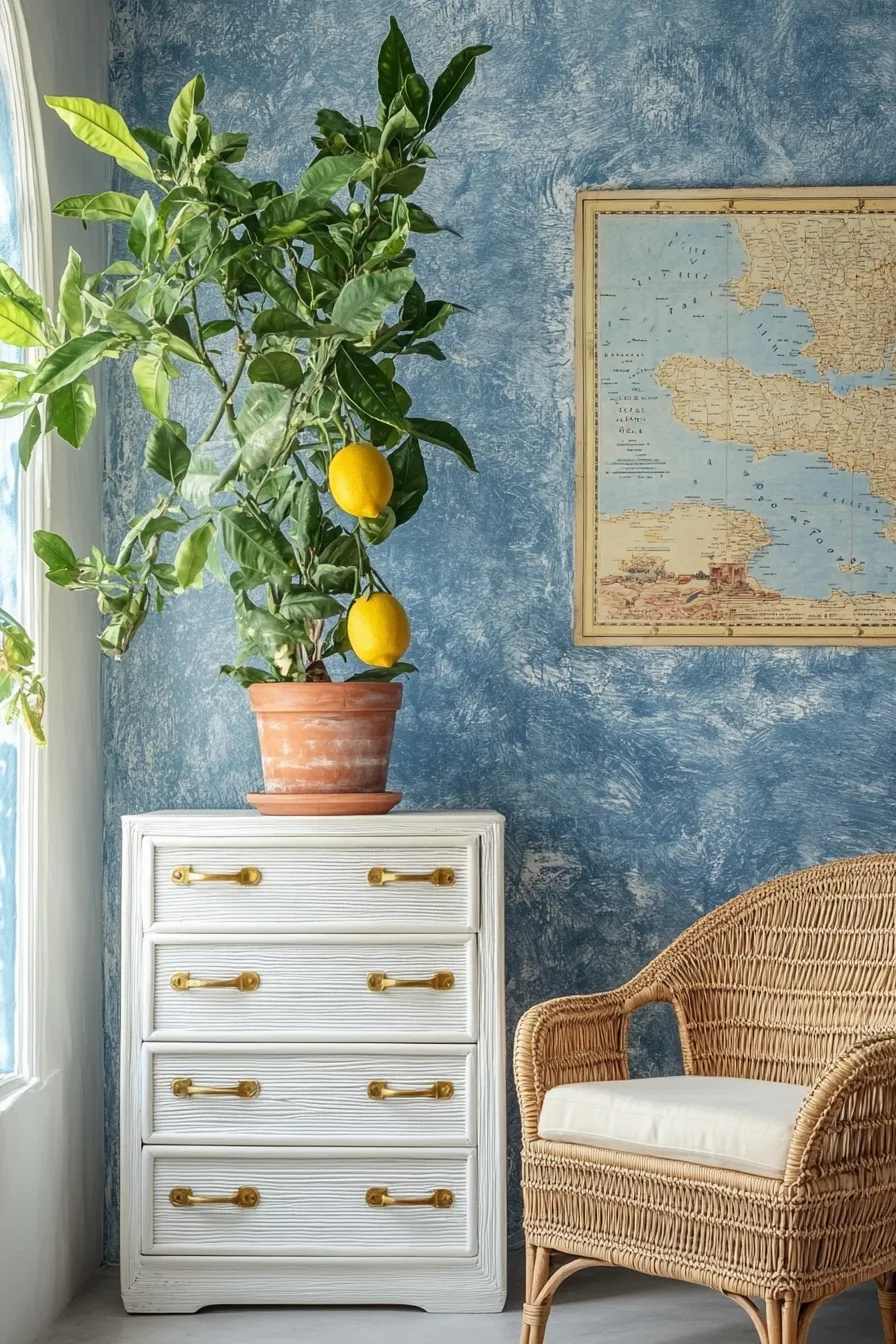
(0, 17, 488, 735)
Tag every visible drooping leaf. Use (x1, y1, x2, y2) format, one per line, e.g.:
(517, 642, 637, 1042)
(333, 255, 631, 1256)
(58, 248, 84, 335)
(331, 266, 414, 336)
(388, 436, 428, 523)
(426, 44, 492, 131)
(220, 663, 278, 686)
(378, 16, 416, 106)
(0, 295, 45, 347)
(174, 519, 214, 590)
(145, 419, 190, 485)
(127, 192, 163, 263)
(407, 203, 456, 234)
(17, 405, 42, 467)
(312, 562, 358, 594)
(46, 375, 96, 447)
(168, 74, 205, 143)
(248, 351, 303, 389)
(31, 332, 116, 395)
(200, 318, 237, 340)
(382, 163, 425, 197)
(53, 190, 140, 221)
(407, 416, 476, 470)
(290, 477, 323, 551)
(252, 309, 320, 338)
(219, 507, 293, 579)
(235, 384, 293, 470)
(299, 153, 369, 205)
(0, 261, 44, 319)
(33, 530, 80, 585)
(360, 505, 396, 545)
(279, 588, 344, 620)
(180, 454, 224, 507)
(258, 189, 322, 241)
(379, 104, 419, 152)
(334, 344, 408, 433)
(249, 262, 307, 317)
(207, 164, 255, 213)
(45, 96, 155, 181)
(414, 300, 458, 340)
(212, 131, 249, 163)
(347, 661, 416, 682)
(132, 351, 170, 419)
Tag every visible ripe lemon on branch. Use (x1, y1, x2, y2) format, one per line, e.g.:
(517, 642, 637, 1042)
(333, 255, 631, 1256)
(328, 441, 393, 519)
(347, 593, 411, 668)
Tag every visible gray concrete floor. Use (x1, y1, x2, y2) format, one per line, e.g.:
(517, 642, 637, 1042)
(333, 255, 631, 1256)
(36, 1262, 884, 1343)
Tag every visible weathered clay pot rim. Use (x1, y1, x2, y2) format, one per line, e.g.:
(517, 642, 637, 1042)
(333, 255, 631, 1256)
(248, 680, 403, 713)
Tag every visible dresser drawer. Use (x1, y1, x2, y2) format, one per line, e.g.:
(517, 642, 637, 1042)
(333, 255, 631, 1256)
(143, 1146, 477, 1256)
(143, 1044, 476, 1146)
(148, 839, 478, 932)
(145, 935, 477, 1042)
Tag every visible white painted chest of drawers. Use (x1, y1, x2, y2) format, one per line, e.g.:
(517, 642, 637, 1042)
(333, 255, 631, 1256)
(119, 810, 505, 1314)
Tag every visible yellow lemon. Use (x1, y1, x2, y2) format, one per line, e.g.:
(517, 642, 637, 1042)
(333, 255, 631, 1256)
(347, 593, 411, 667)
(328, 441, 393, 518)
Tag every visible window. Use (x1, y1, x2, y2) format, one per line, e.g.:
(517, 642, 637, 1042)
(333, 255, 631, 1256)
(0, 0, 49, 1092)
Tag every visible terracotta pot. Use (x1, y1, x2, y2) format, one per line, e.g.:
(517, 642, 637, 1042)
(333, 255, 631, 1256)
(248, 681, 403, 796)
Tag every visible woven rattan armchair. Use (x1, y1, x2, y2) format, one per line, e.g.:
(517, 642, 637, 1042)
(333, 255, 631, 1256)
(514, 855, 896, 1344)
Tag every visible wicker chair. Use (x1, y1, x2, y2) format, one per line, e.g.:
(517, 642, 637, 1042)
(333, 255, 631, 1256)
(514, 854, 896, 1344)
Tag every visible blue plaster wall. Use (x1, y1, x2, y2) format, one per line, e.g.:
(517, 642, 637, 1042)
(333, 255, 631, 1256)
(103, 0, 896, 1258)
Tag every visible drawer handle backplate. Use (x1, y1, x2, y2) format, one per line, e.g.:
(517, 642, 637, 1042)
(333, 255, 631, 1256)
(367, 970, 454, 992)
(367, 867, 455, 887)
(171, 865, 261, 887)
(169, 1186, 260, 1208)
(366, 1186, 454, 1209)
(171, 1077, 260, 1099)
(368, 1079, 454, 1100)
(170, 971, 260, 992)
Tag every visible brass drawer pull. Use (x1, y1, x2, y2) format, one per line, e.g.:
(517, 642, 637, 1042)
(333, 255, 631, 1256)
(367, 970, 454, 992)
(171, 864, 261, 887)
(368, 1079, 454, 1100)
(170, 971, 260, 992)
(366, 1186, 454, 1209)
(171, 1077, 260, 1099)
(169, 1186, 260, 1208)
(367, 866, 455, 887)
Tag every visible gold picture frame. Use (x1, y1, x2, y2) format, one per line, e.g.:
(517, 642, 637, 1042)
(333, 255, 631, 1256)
(574, 185, 896, 646)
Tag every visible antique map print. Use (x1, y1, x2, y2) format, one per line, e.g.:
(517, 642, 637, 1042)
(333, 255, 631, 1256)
(575, 189, 896, 644)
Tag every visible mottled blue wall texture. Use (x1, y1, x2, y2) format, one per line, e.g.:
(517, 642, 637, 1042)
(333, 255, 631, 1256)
(104, 0, 896, 1258)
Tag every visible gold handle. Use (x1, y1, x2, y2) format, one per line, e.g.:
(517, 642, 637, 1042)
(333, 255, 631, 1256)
(368, 1079, 454, 1100)
(170, 971, 260, 992)
(171, 864, 261, 887)
(169, 1186, 260, 1208)
(366, 1186, 454, 1209)
(171, 1077, 260, 1099)
(367, 970, 454, 992)
(367, 867, 455, 887)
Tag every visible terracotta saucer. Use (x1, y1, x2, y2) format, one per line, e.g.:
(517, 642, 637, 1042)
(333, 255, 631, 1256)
(246, 791, 403, 816)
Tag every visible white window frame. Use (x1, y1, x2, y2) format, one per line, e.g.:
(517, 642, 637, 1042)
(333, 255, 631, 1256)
(0, 0, 53, 1107)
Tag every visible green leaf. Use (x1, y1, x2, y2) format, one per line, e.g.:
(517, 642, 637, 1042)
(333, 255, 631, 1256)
(360, 505, 396, 545)
(258, 189, 321, 241)
(331, 266, 414, 336)
(404, 340, 445, 360)
(382, 163, 425, 197)
(17, 405, 41, 467)
(133, 352, 170, 419)
(427, 44, 491, 131)
(347, 661, 416, 682)
(334, 345, 408, 433)
(248, 351, 303, 389)
(279, 589, 344, 620)
(414, 300, 457, 340)
(290, 478, 323, 551)
(0, 261, 44, 320)
(207, 164, 255, 212)
(249, 262, 308, 318)
(46, 375, 96, 447)
(0, 294, 45, 347)
(33, 530, 79, 585)
(312, 562, 358, 594)
(388, 436, 428, 523)
(58, 248, 84, 335)
(219, 507, 293, 580)
(379, 103, 418, 152)
(45, 96, 155, 181)
(200, 318, 237, 340)
(220, 663, 278, 687)
(180, 453, 224, 507)
(168, 74, 205, 143)
(252, 309, 320, 338)
(299, 153, 369, 205)
(235, 384, 292, 470)
(212, 131, 249, 163)
(31, 332, 115, 394)
(174, 519, 214, 590)
(53, 190, 140, 221)
(400, 73, 430, 126)
(145, 419, 190, 485)
(407, 416, 476, 470)
(378, 16, 415, 106)
(407, 203, 456, 234)
(127, 191, 163, 263)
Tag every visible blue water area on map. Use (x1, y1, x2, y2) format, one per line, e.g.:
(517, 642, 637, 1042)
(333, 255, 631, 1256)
(597, 215, 896, 599)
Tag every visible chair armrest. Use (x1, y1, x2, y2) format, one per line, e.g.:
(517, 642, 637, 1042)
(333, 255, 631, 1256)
(513, 983, 659, 1144)
(784, 1034, 896, 1185)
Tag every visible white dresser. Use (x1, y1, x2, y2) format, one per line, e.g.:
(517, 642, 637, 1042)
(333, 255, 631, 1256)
(119, 810, 505, 1314)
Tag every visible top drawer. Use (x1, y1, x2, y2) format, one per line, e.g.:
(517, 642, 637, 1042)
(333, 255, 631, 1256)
(148, 838, 479, 932)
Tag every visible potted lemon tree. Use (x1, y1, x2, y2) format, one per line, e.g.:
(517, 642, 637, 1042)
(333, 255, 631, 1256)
(0, 19, 488, 812)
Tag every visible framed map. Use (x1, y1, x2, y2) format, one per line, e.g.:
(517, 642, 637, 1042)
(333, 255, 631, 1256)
(574, 186, 896, 645)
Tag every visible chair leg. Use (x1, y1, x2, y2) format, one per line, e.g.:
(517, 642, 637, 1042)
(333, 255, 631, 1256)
(878, 1273, 896, 1344)
(519, 1245, 552, 1344)
(764, 1298, 802, 1344)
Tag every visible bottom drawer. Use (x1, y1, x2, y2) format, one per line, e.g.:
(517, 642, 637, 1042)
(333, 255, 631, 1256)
(143, 1146, 477, 1257)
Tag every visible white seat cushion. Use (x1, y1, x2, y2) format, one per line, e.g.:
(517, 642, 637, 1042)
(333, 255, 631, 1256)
(537, 1075, 809, 1179)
